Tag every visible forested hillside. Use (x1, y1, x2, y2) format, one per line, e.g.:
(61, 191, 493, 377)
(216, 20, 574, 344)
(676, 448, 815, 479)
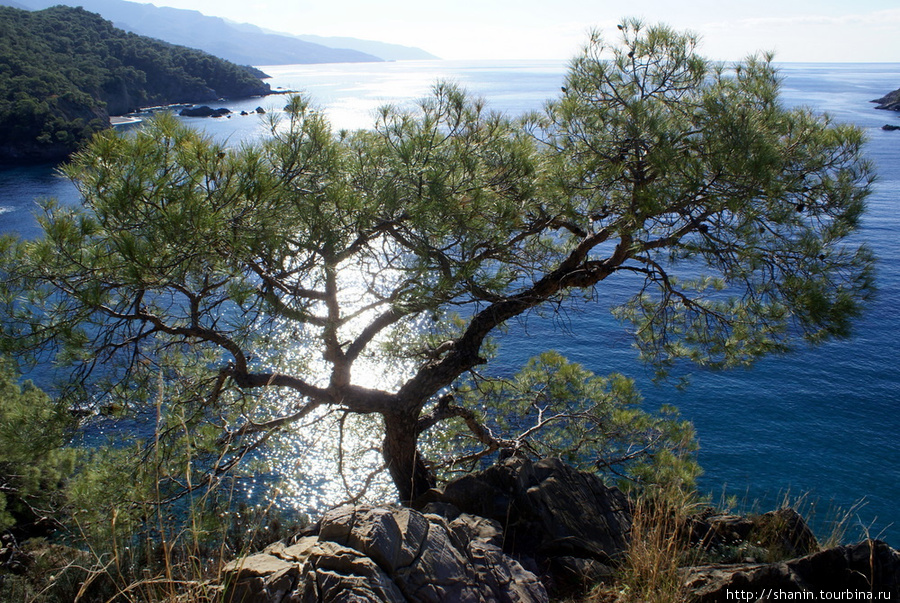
(0, 5, 271, 163)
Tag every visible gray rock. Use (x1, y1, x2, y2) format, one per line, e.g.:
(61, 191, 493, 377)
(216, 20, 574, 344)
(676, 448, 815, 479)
(222, 553, 301, 603)
(222, 505, 548, 603)
(301, 540, 407, 602)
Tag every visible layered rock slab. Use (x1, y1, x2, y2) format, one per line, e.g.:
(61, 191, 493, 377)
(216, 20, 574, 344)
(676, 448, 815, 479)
(222, 505, 548, 603)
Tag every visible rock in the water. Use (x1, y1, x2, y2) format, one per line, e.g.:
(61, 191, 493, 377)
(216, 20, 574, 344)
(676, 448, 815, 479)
(222, 505, 548, 603)
(883, 124, 900, 131)
(179, 105, 231, 117)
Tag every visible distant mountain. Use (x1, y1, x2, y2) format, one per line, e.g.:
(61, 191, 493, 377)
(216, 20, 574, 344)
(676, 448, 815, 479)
(0, 0, 434, 65)
(0, 5, 271, 163)
(288, 33, 438, 61)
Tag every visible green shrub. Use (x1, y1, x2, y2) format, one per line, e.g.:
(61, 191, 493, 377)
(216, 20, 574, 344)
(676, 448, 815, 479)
(0, 360, 77, 535)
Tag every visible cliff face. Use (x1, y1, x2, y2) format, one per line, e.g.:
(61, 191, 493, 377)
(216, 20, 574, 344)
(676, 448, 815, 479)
(0, 5, 272, 164)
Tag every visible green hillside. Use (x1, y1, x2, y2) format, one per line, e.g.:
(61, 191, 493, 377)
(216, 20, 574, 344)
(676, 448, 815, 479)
(0, 5, 271, 163)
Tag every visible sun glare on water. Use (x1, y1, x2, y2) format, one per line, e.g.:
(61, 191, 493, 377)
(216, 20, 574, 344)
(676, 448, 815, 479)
(251, 256, 423, 512)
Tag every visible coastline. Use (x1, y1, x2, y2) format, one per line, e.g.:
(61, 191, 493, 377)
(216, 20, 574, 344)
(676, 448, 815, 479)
(109, 89, 296, 126)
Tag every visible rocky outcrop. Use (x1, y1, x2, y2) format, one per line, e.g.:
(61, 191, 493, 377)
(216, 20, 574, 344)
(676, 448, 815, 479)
(683, 539, 900, 601)
(415, 456, 631, 593)
(179, 106, 232, 118)
(873, 88, 900, 131)
(223, 458, 630, 601)
(222, 505, 548, 603)
(689, 507, 819, 560)
(418, 456, 632, 563)
(873, 88, 900, 111)
(217, 458, 900, 602)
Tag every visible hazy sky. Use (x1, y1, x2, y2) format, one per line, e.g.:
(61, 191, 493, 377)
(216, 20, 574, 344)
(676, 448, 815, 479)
(150, 0, 899, 62)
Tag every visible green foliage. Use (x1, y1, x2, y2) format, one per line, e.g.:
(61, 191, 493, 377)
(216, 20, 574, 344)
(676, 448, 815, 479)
(427, 351, 700, 490)
(0, 5, 269, 162)
(0, 360, 77, 534)
(539, 20, 875, 373)
(0, 22, 876, 504)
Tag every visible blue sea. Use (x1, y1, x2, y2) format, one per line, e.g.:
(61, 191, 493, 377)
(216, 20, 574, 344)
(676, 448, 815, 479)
(2, 60, 898, 542)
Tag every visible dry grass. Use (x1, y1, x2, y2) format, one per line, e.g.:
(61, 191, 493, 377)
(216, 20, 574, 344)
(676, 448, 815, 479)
(566, 488, 701, 603)
(565, 489, 874, 603)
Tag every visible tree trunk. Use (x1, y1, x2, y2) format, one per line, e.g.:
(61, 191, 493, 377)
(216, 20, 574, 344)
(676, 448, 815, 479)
(382, 412, 435, 504)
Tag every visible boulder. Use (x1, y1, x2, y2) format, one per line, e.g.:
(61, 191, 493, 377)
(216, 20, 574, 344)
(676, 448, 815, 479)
(421, 456, 632, 563)
(752, 508, 818, 559)
(683, 539, 900, 601)
(222, 553, 301, 603)
(416, 457, 631, 596)
(302, 540, 407, 602)
(689, 508, 818, 560)
(222, 505, 548, 603)
(689, 512, 756, 549)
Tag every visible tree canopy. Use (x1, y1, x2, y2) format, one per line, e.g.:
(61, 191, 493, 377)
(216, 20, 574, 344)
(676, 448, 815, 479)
(0, 21, 875, 505)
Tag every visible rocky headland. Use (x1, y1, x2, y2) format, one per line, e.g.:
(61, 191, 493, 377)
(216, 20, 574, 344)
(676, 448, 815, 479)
(873, 88, 900, 112)
(873, 87, 900, 131)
